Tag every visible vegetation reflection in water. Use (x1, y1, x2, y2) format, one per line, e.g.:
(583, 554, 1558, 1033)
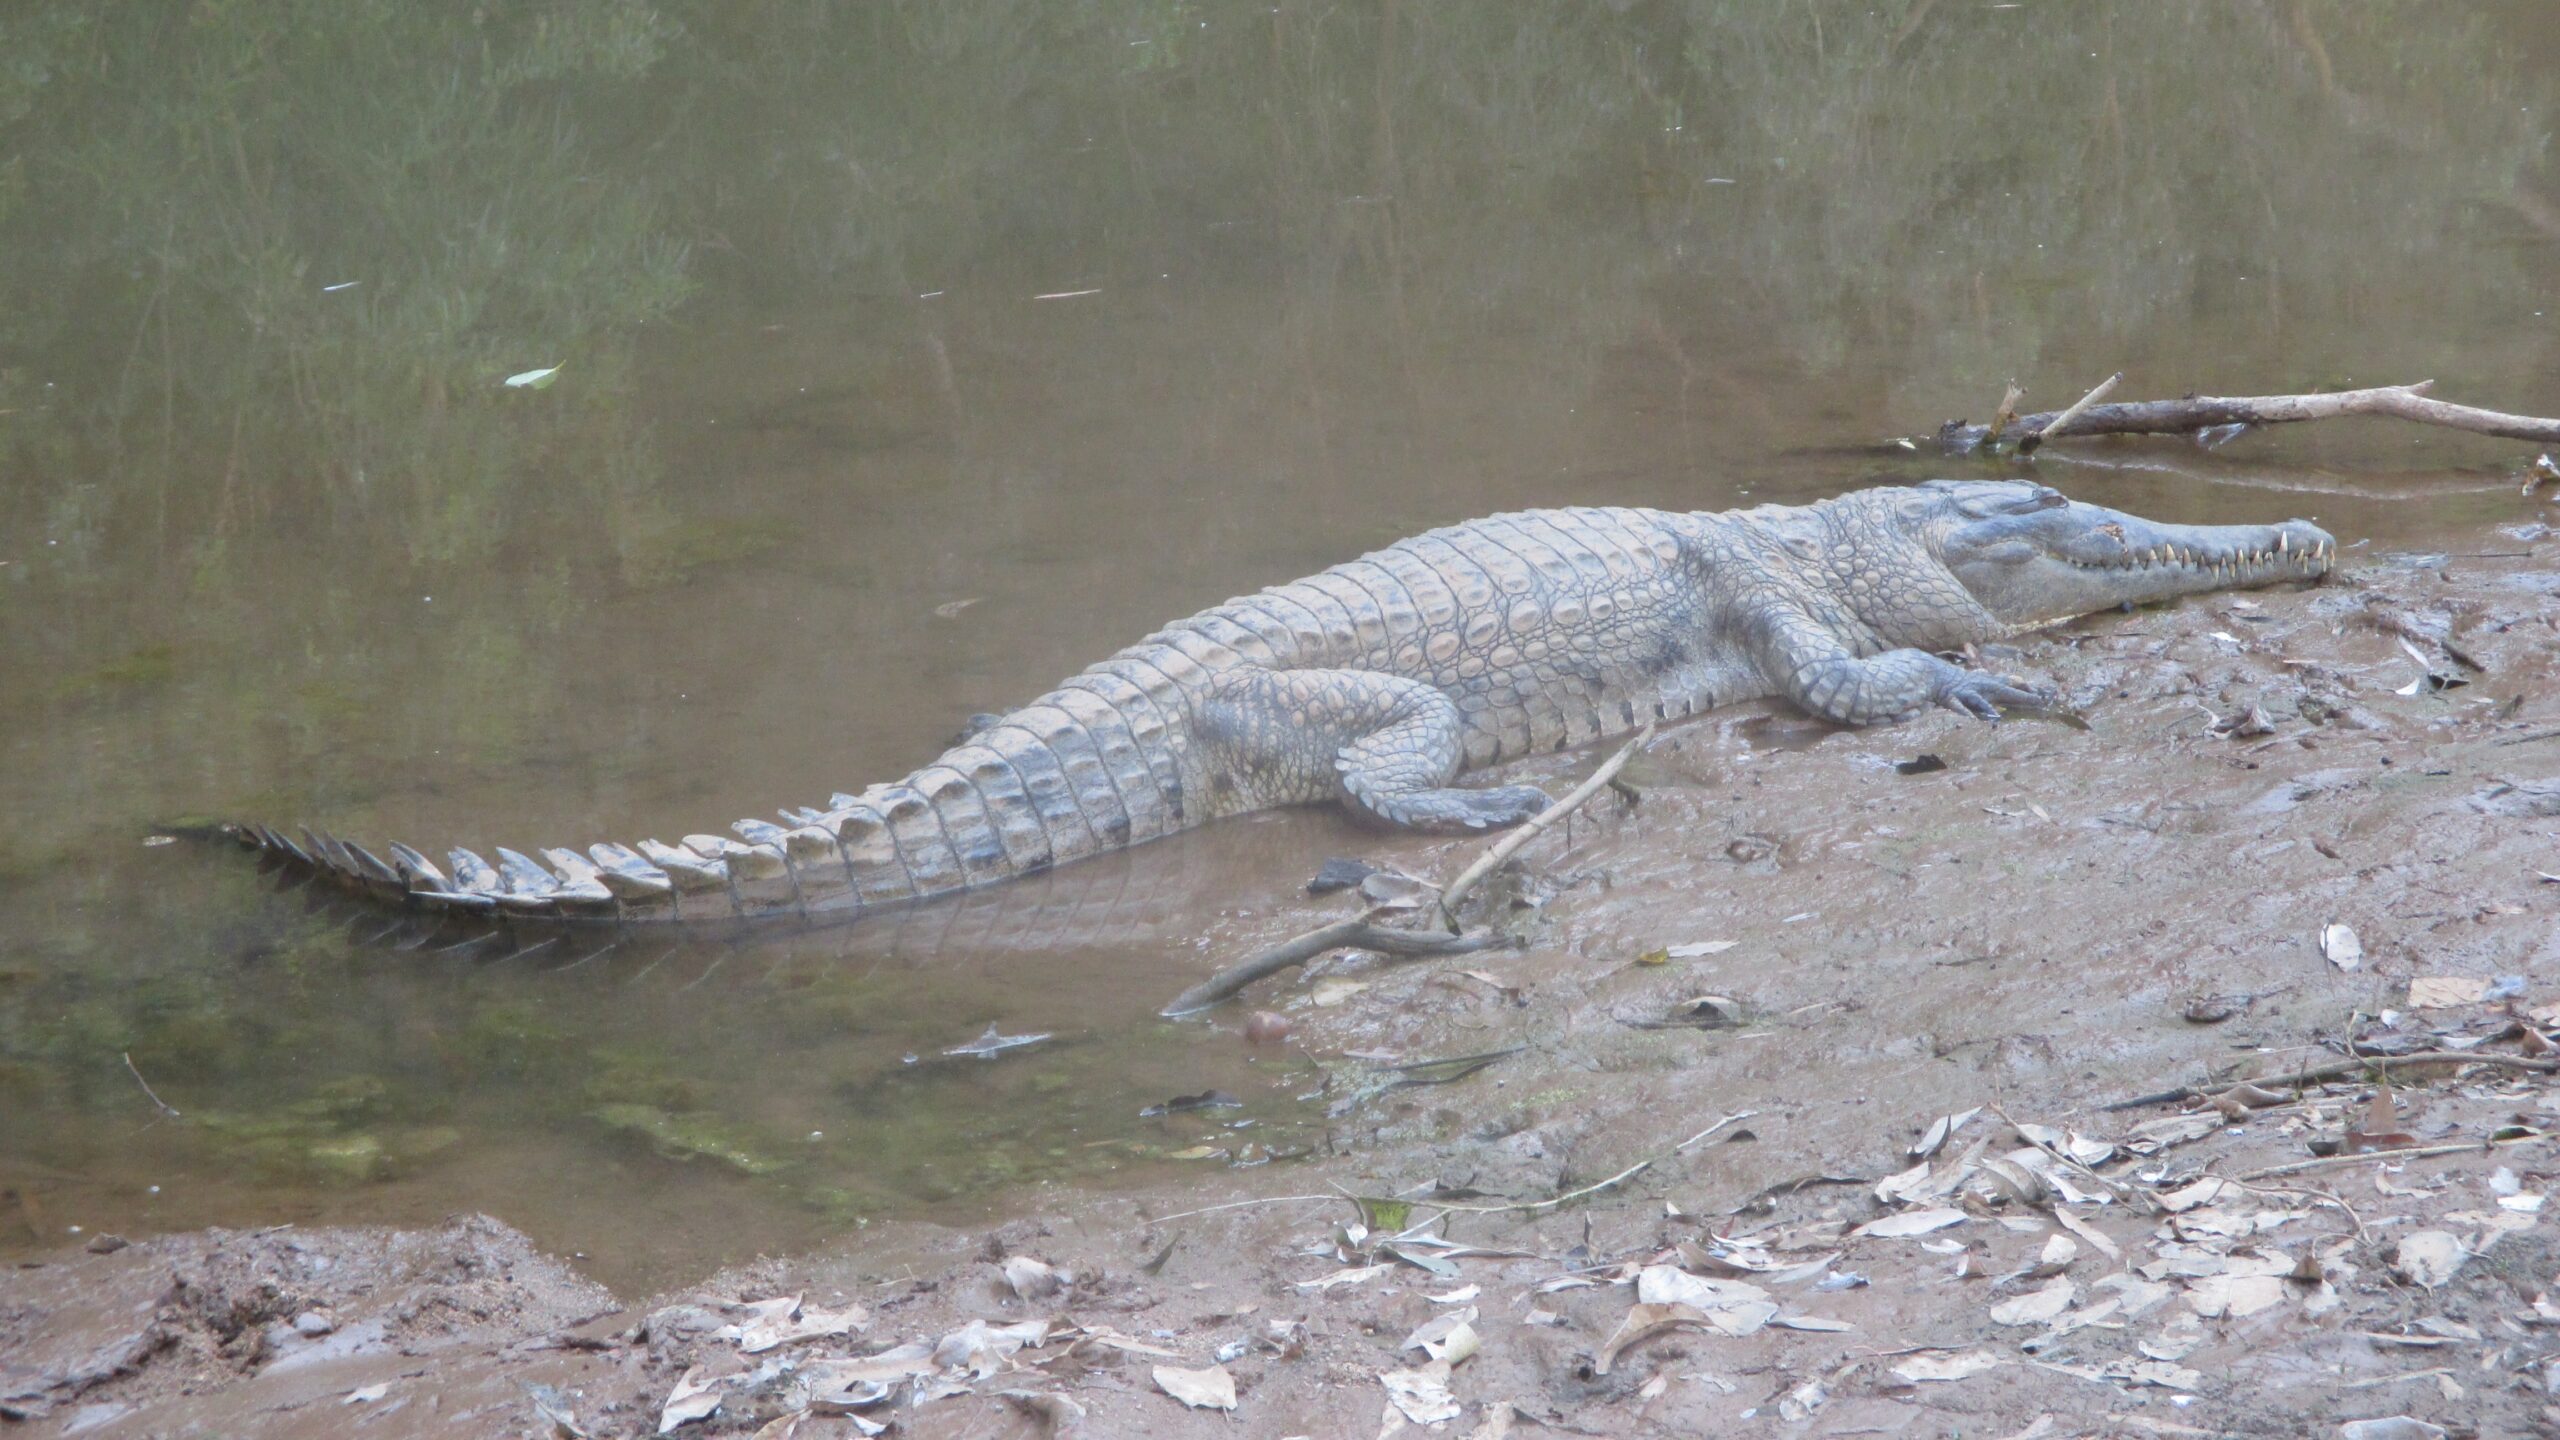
(1, 1, 2556, 1284)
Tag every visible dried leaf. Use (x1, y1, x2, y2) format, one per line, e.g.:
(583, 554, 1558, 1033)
(1311, 978, 1371, 1007)
(2052, 1207, 2122, 1262)
(2408, 976, 2489, 1009)
(1633, 1266, 1776, 1335)
(2126, 1114, 2220, 1153)
(2391, 1231, 2467, 1289)
(1911, 1107, 1983, 1160)
(2365, 1082, 2400, 1139)
(1769, 1312, 1855, 1332)
(716, 1295, 869, 1353)
(1852, 1208, 1969, 1238)
(1889, 1350, 2003, 1384)
(1988, 1277, 2076, 1327)
(1665, 940, 1740, 958)
(1065, 1326, 1184, 1359)
(2158, 1178, 2228, 1213)
(935, 1318, 1047, 1378)
(1153, 1364, 1238, 1411)
(1297, 1263, 1392, 1294)
(658, 1366, 726, 1434)
(1595, 1303, 1711, 1375)
(1400, 1308, 1481, 1364)
(1359, 870, 1439, 912)
(1001, 1255, 1062, 1301)
(2185, 1274, 2286, 1318)
(800, 1343, 935, 1387)
(1379, 1359, 1461, 1424)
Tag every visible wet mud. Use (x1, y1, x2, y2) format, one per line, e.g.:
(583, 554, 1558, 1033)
(12, 535, 2560, 1436)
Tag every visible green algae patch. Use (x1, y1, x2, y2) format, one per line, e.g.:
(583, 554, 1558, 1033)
(588, 1103, 795, 1177)
(46, 645, 177, 705)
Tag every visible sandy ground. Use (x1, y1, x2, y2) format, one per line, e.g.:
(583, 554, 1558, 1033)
(11, 534, 2560, 1439)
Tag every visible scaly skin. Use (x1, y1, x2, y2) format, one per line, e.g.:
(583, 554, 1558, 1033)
(225, 481, 2333, 929)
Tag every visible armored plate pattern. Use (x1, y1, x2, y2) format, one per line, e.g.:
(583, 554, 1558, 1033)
(225, 485, 2334, 930)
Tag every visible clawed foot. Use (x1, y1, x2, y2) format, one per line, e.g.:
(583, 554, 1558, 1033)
(1360, 783, 1554, 832)
(1933, 671, 2057, 723)
(1456, 784, 1555, 829)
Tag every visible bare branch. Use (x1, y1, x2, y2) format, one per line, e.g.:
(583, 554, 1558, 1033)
(1161, 724, 1653, 1016)
(2015, 371, 2121, 454)
(1929, 380, 2560, 454)
(1160, 919, 1506, 1018)
(1437, 722, 1654, 925)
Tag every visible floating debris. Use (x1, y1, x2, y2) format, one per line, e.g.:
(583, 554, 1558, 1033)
(942, 1024, 1052, 1060)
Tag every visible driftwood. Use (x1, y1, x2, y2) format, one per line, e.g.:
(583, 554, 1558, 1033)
(1160, 921, 1506, 1018)
(1931, 380, 2560, 454)
(2014, 371, 2120, 455)
(1162, 725, 1656, 1017)
(2099, 1048, 2560, 1112)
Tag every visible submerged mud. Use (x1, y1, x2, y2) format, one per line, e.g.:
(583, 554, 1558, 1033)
(12, 534, 2560, 1436)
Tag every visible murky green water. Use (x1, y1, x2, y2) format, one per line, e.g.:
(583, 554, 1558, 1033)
(4, 2, 2557, 1289)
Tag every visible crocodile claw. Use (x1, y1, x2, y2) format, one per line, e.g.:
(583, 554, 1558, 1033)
(1936, 672, 2054, 723)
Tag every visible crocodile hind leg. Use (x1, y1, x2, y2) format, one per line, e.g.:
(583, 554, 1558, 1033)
(1195, 668, 1551, 831)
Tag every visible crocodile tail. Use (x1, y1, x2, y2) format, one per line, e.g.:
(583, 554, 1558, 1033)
(201, 672, 1193, 938)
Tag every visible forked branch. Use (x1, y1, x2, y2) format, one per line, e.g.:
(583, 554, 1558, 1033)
(1930, 380, 2560, 454)
(1162, 725, 1655, 1016)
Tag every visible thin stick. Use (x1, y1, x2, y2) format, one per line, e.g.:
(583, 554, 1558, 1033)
(1160, 920, 1506, 1017)
(1424, 1156, 1656, 1215)
(122, 1052, 181, 1119)
(2098, 1049, 2560, 1111)
(1934, 379, 2560, 454)
(1142, 1195, 1343, 1226)
(2231, 1131, 2551, 1183)
(1981, 381, 2024, 446)
(1672, 1110, 1757, 1154)
(2016, 372, 2122, 454)
(1438, 723, 1654, 926)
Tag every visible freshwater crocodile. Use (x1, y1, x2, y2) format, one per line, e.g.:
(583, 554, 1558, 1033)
(220, 480, 2332, 929)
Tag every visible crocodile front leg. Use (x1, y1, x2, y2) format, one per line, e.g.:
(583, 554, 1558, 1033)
(1750, 606, 2051, 725)
(1194, 668, 1552, 831)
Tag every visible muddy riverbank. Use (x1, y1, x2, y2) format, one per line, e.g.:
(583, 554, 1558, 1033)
(12, 525, 2560, 1437)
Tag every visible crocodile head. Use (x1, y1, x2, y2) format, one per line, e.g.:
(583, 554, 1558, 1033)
(1915, 479, 2334, 628)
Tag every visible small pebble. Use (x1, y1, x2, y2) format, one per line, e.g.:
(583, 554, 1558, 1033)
(293, 1310, 336, 1337)
(84, 1234, 129, 1255)
(1243, 1011, 1293, 1047)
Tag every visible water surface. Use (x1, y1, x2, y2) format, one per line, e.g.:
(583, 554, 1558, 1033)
(4, 2, 2557, 1288)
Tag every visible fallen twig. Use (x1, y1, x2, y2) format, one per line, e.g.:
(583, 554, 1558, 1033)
(1438, 723, 1654, 926)
(2099, 1049, 2560, 1111)
(1672, 1110, 1758, 1154)
(1160, 920, 1506, 1017)
(2231, 1131, 2551, 1183)
(122, 1052, 181, 1119)
(1929, 380, 2560, 454)
(2015, 372, 2121, 455)
(1981, 381, 2025, 447)
(1422, 1156, 1657, 1215)
(1161, 724, 1651, 1015)
(1139, 1195, 1344, 1227)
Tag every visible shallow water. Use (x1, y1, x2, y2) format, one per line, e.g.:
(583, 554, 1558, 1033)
(3, 2, 2557, 1289)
